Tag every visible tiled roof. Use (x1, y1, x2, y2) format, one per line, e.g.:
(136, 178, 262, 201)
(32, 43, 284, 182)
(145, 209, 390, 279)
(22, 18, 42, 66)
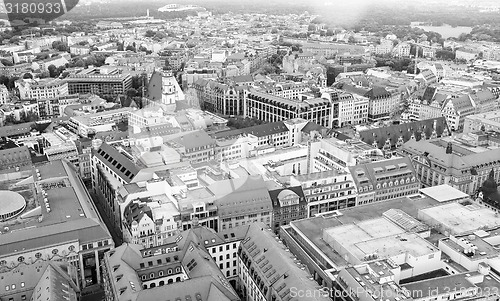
(0, 218, 110, 255)
(241, 121, 288, 137)
(358, 117, 449, 149)
(146, 70, 162, 101)
(171, 130, 216, 150)
(239, 223, 331, 300)
(210, 176, 272, 218)
(0, 122, 34, 138)
(95, 142, 140, 182)
(449, 95, 474, 113)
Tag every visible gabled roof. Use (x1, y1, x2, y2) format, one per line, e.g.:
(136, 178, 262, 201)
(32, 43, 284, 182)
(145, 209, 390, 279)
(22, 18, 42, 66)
(365, 85, 391, 99)
(210, 176, 272, 217)
(0, 122, 34, 138)
(171, 130, 216, 150)
(448, 95, 474, 113)
(95, 142, 140, 182)
(241, 121, 288, 137)
(358, 117, 449, 149)
(240, 223, 331, 301)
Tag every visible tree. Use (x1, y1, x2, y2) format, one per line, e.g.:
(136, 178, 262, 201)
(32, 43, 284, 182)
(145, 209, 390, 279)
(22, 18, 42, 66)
(271, 28, 278, 34)
(154, 32, 167, 40)
(1, 59, 13, 66)
(7, 77, 18, 90)
(117, 42, 124, 51)
(125, 45, 136, 52)
(0, 75, 9, 87)
(52, 41, 68, 52)
(127, 88, 138, 98)
(74, 59, 85, 68)
(48, 65, 58, 78)
(145, 30, 156, 38)
(23, 73, 33, 79)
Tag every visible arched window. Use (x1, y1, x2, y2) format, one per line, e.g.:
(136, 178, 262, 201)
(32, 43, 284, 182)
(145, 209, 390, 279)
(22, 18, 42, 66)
(35, 252, 42, 259)
(159, 281, 165, 286)
(175, 267, 181, 273)
(168, 269, 172, 275)
(176, 277, 181, 282)
(52, 249, 58, 255)
(17, 256, 24, 262)
(141, 275, 146, 280)
(150, 273, 154, 279)
(159, 271, 164, 277)
(150, 283, 156, 288)
(168, 279, 173, 284)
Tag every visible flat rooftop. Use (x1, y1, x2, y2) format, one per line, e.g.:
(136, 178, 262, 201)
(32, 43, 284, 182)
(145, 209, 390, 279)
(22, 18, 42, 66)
(419, 202, 500, 235)
(419, 184, 469, 202)
(287, 196, 439, 269)
(324, 218, 437, 260)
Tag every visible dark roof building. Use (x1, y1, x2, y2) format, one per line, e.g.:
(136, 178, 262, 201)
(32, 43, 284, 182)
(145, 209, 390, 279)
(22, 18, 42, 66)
(0, 261, 80, 301)
(101, 228, 240, 301)
(348, 156, 420, 204)
(238, 222, 330, 301)
(358, 117, 450, 151)
(269, 186, 307, 233)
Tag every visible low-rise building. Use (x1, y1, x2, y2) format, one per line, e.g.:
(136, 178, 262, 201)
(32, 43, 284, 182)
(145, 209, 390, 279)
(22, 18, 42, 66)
(269, 186, 307, 233)
(349, 156, 420, 205)
(0, 261, 80, 301)
(290, 170, 357, 217)
(399, 136, 500, 194)
(101, 233, 239, 301)
(15, 78, 69, 101)
(238, 222, 331, 301)
(210, 176, 273, 232)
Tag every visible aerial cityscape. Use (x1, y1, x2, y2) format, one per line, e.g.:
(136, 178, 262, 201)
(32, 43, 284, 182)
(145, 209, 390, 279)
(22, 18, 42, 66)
(0, 0, 500, 300)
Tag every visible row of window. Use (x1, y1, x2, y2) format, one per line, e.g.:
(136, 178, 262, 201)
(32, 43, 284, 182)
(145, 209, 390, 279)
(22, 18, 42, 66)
(140, 266, 182, 280)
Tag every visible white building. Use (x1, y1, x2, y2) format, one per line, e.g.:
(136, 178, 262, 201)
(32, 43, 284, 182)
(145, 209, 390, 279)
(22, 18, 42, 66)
(16, 78, 68, 101)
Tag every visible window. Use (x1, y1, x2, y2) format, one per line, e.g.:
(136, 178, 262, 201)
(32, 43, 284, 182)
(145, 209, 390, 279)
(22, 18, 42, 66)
(150, 273, 154, 279)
